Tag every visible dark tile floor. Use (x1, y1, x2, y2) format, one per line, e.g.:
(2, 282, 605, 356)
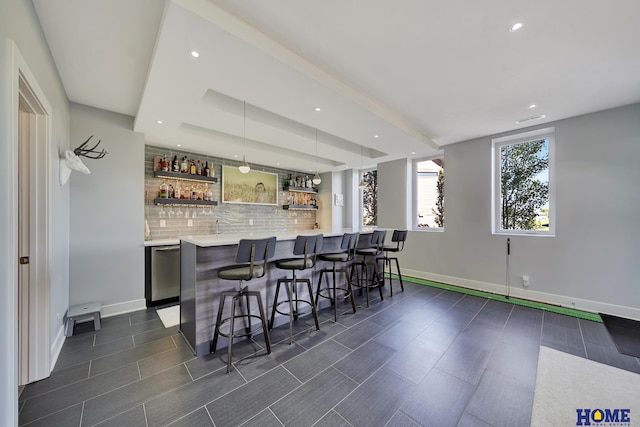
(19, 280, 640, 426)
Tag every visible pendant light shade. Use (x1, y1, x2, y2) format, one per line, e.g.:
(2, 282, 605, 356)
(239, 101, 250, 174)
(312, 128, 321, 185)
(238, 155, 250, 174)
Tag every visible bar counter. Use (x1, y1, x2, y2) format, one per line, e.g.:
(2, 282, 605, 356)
(179, 228, 372, 356)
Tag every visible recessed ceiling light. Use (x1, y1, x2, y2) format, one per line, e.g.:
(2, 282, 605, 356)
(314, 107, 321, 112)
(516, 114, 546, 124)
(528, 104, 537, 109)
(234, 154, 239, 158)
(176, 144, 181, 147)
(374, 135, 379, 138)
(411, 152, 416, 155)
(190, 50, 200, 58)
(276, 163, 280, 166)
(156, 120, 163, 124)
(508, 22, 523, 32)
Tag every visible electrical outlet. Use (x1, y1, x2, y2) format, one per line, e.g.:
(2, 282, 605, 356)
(159, 220, 166, 228)
(187, 219, 193, 227)
(522, 275, 530, 287)
(249, 219, 253, 225)
(294, 219, 298, 224)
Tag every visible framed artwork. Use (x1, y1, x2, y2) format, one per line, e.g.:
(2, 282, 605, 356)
(222, 165, 278, 205)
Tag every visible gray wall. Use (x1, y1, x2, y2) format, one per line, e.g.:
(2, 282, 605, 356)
(378, 157, 409, 229)
(70, 103, 145, 313)
(0, 0, 71, 424)
(379, 103, 640, 319)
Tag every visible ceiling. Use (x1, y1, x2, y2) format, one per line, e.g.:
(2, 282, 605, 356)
(33, 0, 640, 174)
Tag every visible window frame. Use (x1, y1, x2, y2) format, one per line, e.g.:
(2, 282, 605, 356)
(491, 127, 556, 237)
(412, 154, 445, 232)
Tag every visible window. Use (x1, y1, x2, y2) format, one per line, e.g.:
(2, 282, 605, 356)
(492, 127, 555, 235)
(361, 169, 377, 226)
(414, 156, 444, 229)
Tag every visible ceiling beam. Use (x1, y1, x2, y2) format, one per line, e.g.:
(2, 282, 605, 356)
(174, 0, 439, 151)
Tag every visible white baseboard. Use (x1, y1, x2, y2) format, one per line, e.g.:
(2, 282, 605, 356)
(49, 325, 66, 373)
(101, 299, 147, 318)
(403, 269, 640, 321)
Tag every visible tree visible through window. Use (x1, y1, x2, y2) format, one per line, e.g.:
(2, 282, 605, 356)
(415, 158, 444, 228)
(498, 137, 550, 232)
(362, 170, 377, 226)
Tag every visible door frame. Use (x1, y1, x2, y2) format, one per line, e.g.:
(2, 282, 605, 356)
(0, 39, 52, 426)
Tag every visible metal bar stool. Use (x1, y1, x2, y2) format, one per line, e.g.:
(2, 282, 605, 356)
(315, 232, 360, 322)
(269, 234, 323, 344)
(211, 236, 276, 373)
(381, 229, 407, 296)
(351, 229, 387, 307)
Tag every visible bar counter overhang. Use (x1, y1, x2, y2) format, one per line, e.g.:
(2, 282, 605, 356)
(179, 228, 373, 356)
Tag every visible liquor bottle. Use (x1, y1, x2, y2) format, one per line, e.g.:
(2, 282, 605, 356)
(196, 160, 202, 176)
(190, 160, 196, 175)
(161, 155, 168, 172)
(204, 161, 210, 177)
(172, 155, 179, 172)
(175, 182, 181, 199)
(159, 180, 169, 198)
(181, 156, 188, 173)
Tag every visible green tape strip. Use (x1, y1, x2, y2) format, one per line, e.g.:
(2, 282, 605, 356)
(392, 275, 602, 323)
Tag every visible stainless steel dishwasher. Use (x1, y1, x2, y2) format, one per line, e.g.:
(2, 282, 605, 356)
(150, 245, 180, 303)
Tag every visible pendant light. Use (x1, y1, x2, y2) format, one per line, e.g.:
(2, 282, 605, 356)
(238, 101, 250, 174)
(312, 128, 322, 186)
(358, 145, 366, 190)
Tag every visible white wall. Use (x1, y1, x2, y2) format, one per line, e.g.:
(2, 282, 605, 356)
(380, 104, 640, 319)
(69, 103, 145, 315)
(0, 0, 71, 425)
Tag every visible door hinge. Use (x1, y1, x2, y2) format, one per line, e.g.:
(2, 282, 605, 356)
(19, 256, 29, 265)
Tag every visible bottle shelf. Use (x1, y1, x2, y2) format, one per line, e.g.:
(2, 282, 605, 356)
(154, 198, 218, 207)
(154, 170, 218, 183)
(283, 186, 317, 194)
(283, 204, 318, 210)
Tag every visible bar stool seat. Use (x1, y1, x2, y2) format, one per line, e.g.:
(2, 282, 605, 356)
(211, 237, 276, 373)
(270, 234, 323, 344)
(351, 230, 386, 307)
(315, 232, 359, 322)
(381, 229, 407, 297)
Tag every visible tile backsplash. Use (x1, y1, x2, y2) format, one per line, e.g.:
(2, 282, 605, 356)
(145, 145, 317, 240)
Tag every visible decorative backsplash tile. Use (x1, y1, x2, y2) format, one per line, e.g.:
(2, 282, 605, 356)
(145, 145, 317, 240)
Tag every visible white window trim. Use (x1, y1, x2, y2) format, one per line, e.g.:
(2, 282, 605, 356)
(491, 127, 556, 237)
(412, 154, 444, 232)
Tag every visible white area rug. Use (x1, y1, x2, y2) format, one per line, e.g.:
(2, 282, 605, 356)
(156, 305, 180, 328)
(532, 346, 640, 426)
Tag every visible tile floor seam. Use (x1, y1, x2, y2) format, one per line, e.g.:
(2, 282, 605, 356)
(142, 402, 149, 427)
(384, 408, 423, 427)
(79, 401, 85, 427)
(204, 405, 215, 426)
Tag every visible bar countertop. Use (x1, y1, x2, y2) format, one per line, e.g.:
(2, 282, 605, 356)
(178, 227, 372, 247)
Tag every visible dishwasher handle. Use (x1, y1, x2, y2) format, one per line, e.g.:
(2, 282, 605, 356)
(152, 246, 180, 252)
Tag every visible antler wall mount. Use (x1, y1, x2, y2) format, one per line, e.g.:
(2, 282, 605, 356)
(59, 135, 108, 185)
